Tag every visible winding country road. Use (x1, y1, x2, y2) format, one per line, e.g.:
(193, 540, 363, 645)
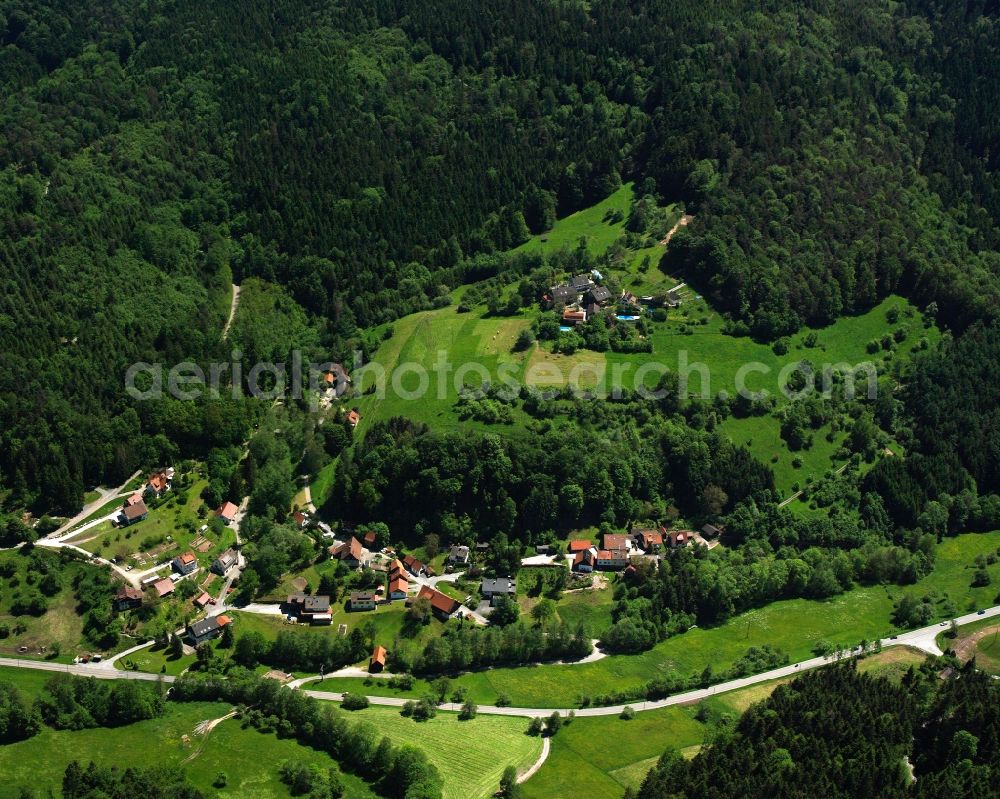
(3, 605, 995, 717)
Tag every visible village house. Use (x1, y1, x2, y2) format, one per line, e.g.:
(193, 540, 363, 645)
(602, 533, 628, 551)
(151, 577, 175, 598)
(216, 501, 239, 525)
(349, 591, 377, 611)
(112, 586, 143, 612)
(595, 549, 629, 570)
(287, 593, 332, 624)
(292, 511, 308, 529)
(569, 273, 595, 291)
(480, 576, 516, 606)
(402, 553, 426, 577)
(329, 536, 365, 569)
(544, 284, 581, 307)
(417, 585, 460, 620)
(573, 549, 596, 573)
(187, 614, 231, 645)
(211, 548, 239, 575)
(144, 469, 172, 499)
(636, 530, 663, 553)
(567, 539, 593, 553)
(388, 558, 407, 579)
(172, 551, 198, 575)
(561, 307, 587, 325)
(701, 523, 723, 539)
(323, 363, 351, 397)
(448, 545, 470, 567)
(193, 592, 214, 609)
(665, 530, 692, 549)
(388, 575, 409, 600)
(587, 285, 613, 306)
(347, 409, 361, 428)
(120, 496, 148, 526)
(370, 645, 387, 674)
(620, 290, 642, 309)
(363, 530, 378, 548)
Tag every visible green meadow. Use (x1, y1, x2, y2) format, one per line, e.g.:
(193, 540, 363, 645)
(350, 705, 542, 799)
(0, 691, 376, 799)
(346, 179, 938, 495)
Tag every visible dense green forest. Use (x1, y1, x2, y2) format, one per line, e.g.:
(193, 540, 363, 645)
(2, 0, 999, 512)
(635, 662, 1000, 799)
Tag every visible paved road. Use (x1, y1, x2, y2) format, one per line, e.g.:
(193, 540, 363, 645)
(3, 606, 996, 717)
(0, 656, 174, 683)
(518, 736, 550, 784)
(49, 470, 142, 538)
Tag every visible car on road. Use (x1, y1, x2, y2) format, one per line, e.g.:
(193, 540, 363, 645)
(978, 609, 986, 615)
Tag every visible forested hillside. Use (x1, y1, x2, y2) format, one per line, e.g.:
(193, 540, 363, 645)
(635, 663, 1000, 799)
(1, 0, 999, 510)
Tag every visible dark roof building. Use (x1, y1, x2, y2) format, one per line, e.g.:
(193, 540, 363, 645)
(480, 577, 516, 606)
(587, 285, 613, 305)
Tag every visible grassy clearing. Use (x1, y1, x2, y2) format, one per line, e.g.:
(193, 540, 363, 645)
(0, 549, 94, 661)
(309, 459, 338, 507)
(0, 698, 374, 799)
(351, 705, 541, 799)
(351, 176, 938, 495)
(521, 705, 704, 799)
(513, 184, 634, 257)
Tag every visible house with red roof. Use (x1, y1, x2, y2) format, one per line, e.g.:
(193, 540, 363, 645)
(567, 540, 592, 553)
(665, 530, 692, 549)
(573, 549, 596, 573)
(388, 576, 409, 600)
(596, 549, 629, 570)
(370, 645, 387, 673)
(329, 536, 365, 568)
(636, 530, 663, 553)
(402, 553, 425, 576)
(216, 501, 239, 524)
(172, 551, 198, 575)
(417, 585, 460, 620)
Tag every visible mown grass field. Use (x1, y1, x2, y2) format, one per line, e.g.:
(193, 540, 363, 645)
(521, 705, 704, 799)
(351, 705, 542, 799)
(512, 184, 636, 257)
